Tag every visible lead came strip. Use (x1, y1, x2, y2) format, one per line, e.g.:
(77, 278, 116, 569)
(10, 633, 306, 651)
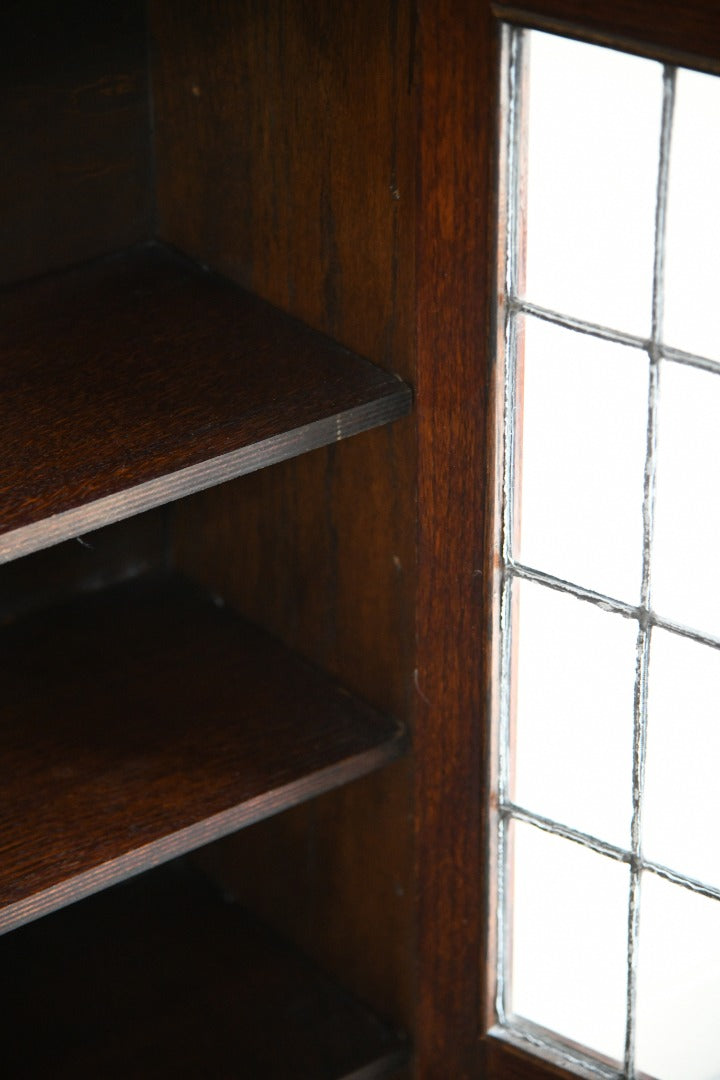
(496, 21, 526, 1027)
(624, 62, 676, 1079)
(508, 561, 720, 653)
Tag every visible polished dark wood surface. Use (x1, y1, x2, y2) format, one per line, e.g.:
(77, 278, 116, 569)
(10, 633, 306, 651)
(0, 245, 410, 563)
(0, 576, 405, 935)
(0, 0, 150, 286)
(415, 1, 495, 1075)
(0, 862, 409, 1079)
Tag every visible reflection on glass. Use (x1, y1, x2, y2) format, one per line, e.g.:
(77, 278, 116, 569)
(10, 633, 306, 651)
(510, 822, 628, 1063)
(525, 31, 661, 335)
(644, 630, 720, 886)
(636, 873, 720, 1080)
(664, 69, 720, 362)
(517, 317, 647, 601)
(652, 362, 720, 637)
(513, 579, 635, 845)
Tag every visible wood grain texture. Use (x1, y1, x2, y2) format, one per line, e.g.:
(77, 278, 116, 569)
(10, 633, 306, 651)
(0, 862, 409, 1079)
(494, 0, 720, 72)
(192, 753, 414, 1029)
(415, 0, 497, 1076)
(0, 0, 151, 286)
(0, 575, 405, 936)
(0, 245, 410, 563)
(157, 0, 418, 1038)
(150, 0, 416, 368)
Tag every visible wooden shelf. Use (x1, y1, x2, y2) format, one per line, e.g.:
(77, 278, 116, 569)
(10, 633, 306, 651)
(0, 245, 411, 564)
(0, 577, 406, 936)
(0, 862, 409, 1079)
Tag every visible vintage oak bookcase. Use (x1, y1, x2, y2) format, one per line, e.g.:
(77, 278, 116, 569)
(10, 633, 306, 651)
(7, 2, 711, 1078)
(1, 2, 417, 1076)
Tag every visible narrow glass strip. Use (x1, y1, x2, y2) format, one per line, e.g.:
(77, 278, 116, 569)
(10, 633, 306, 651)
(501, 27, 525, 566)
(498, 573, 513, 807)
(504, 29, 525, 305)
(502, 315, 518, 567)
(624, 64, 676, 1080)
(495, 814, 509, 1023)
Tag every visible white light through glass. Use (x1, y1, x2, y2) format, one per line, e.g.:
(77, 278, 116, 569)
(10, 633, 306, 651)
(517, 316, 647, 600)
(644, 630, 720, 886)
(635, 874, 720, 1080)
(510, 822, 629, 1063)
(652, 362, 720, 638)
(500, 25, 720, 1078)
(664, 68, 720, 361)
(513, 579, 635, 845)
(524, 31, 662, 335)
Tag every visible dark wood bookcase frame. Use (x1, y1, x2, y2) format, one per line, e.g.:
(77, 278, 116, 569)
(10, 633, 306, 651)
(414, 2, 720, 1079)
(4, 0, 716, 1077)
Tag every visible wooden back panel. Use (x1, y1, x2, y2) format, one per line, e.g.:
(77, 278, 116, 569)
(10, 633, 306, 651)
(150, 0, 417, 1035)
(0, 0, 151, 286)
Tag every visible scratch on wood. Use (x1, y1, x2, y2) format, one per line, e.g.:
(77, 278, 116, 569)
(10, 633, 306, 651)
(413, 668, 431, 707)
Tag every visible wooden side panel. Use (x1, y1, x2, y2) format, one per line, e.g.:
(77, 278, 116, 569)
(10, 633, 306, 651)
(415, 0, 497, 1076)
(0, 0, 151, 285)
(150, 0, 417, 1036)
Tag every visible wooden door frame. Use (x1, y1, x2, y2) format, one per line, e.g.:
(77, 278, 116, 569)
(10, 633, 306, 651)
(414, 1, 720, 1076)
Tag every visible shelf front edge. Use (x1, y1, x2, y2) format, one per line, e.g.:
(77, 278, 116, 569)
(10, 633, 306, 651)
(0, 723, 406, 937)
(0, 388, 410, 565)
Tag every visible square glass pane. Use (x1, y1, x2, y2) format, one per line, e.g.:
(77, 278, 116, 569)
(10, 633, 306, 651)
(510, 822, 629, 1063)
(524, 31, 662, 335)
(516, 316, 648, 600)
(512, 579, 635, 845)
(636, 873, 720, 1080)
(664, 68, 720, 362)
(644, 629, 720, 886)
(652, 362, 720, 637)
